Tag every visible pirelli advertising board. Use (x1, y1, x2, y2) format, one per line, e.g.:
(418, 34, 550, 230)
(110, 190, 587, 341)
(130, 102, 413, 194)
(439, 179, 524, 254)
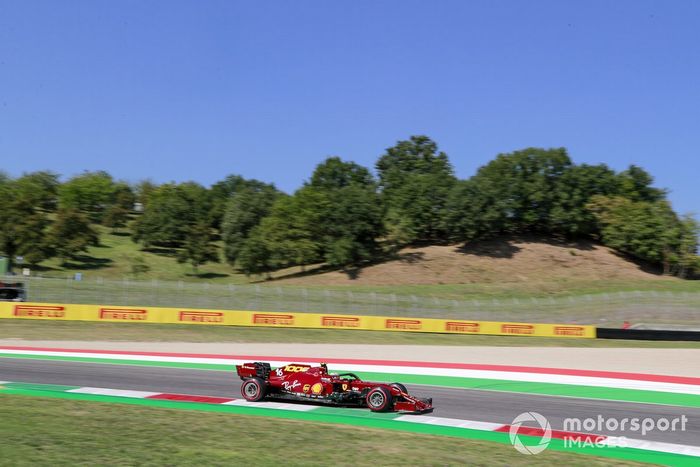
(0, 302, 595, 338)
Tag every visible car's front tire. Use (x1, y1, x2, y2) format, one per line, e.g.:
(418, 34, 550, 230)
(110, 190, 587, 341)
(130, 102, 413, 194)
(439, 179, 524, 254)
(366, 387, 393, 412)
(241, 377, 267, 402)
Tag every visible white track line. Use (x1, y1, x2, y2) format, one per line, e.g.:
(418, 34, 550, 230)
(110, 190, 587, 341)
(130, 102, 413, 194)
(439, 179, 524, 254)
(395, 414, 504, 430)
(223, 400, 318, 411)
(602, 437, 700, 457)
(67, 387, 161, 398)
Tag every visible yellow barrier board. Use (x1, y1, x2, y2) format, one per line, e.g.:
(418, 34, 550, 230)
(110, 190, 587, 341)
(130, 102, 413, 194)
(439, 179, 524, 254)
(0, 302, 596, 338)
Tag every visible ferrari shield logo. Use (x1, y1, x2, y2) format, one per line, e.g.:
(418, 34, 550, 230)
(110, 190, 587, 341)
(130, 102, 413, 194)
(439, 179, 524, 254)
(342, 383, 348, 391)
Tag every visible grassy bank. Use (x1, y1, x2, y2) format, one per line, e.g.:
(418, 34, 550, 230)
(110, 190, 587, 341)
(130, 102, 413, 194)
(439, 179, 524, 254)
(2, 319, 700, 347)
(25, 228, 699, 298)
(14, 227, 698, 326)
(0, 395, 643, 466)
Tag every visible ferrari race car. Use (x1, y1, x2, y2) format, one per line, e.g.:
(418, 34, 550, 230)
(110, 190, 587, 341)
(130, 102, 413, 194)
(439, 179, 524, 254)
(236, 361, 433, 413)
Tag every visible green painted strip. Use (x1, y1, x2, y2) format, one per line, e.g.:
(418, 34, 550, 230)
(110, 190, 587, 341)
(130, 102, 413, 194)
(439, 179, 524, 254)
(4, 352, 700, 409)
(4, 382, 80, 392)
(1, 385, 697, 466)
(312, 406, 400, 419)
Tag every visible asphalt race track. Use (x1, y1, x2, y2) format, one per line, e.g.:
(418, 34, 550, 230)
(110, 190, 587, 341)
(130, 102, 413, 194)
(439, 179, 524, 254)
(2, 357, 699, 445)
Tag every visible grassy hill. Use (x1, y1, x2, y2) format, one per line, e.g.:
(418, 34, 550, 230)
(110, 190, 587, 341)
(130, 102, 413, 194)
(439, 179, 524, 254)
(33, 226, 246, 284)
(20, 226, 697, 299)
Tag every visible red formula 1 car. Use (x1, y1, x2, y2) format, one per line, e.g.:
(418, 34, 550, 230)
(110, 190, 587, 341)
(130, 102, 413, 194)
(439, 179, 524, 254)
(236, 361, 433, 413)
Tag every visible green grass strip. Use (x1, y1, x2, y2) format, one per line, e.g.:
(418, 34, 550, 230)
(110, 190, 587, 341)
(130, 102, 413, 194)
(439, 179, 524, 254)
(3, 352, 700, 409)
(1, 385, 697, 466)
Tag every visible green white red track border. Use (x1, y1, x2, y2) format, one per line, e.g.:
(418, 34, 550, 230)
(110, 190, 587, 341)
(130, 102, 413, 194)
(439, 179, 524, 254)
(2, 345, 700, 397)
(2, 379, 700, 465)
(2, 346, 700, 465)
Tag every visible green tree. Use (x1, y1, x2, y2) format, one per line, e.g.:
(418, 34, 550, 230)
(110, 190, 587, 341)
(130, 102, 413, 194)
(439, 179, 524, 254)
(446, 147, 572, 241)
(444, 178, 486, 242)
(221, 182, 281, 266)
(113, 183, 136, 211)
(677, 215, 700, 278)
(132, 182, 210, 248)
(309, 156, 375, 189)
(237, 225, 275, 278)
(210, 175, 247, 229)
(377, 136, 456, 243)
(254, 194, 323, 271)
(176, 222, 220, 273)
(102, 204, 130, 233)
(47, 208, 99, 263)
(135, 180, 157, 208)
(14, 171, 60, 212)
(0, 177, 53, 271)
(306, 157, 383, 268)
(618, 165, 666, 203)
(237, 158, 384, 274)
(549, 164, 621, 237)
(587, 196, 682, 274)
(58, 171, 117, 222)
(317, 183, 383, 268)
(132, 184, 189, 247)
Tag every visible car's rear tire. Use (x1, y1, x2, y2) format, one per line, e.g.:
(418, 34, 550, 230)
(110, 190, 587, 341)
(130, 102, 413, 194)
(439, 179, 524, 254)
(366, 387, 393, 412)
(390, 383, 407, 393)
(241, 377, 267, 402)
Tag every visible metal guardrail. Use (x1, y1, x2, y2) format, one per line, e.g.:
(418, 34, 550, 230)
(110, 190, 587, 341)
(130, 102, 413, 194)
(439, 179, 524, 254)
(4, 275, 699, 325)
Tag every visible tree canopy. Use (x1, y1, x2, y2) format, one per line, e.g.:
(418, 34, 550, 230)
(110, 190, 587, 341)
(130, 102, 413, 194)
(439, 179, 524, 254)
(1, 137, 697, 278)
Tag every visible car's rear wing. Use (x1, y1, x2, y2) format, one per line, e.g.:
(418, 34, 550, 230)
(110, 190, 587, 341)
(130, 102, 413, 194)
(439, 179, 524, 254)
(236, 362, 271, 380)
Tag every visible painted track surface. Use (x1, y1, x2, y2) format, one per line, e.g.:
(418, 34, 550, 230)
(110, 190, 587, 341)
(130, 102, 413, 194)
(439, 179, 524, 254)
(2, 356, 699, 445)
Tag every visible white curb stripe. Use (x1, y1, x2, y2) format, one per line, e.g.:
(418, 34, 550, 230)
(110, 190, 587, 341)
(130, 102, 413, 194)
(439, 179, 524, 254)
(603, 436, 700, 457)
(223, 400, 318, 411)
(67, 387, 161, 398)
(3, 349, 700, 396)
(394, 414, 504, 431)
(0, 381, 10, 385)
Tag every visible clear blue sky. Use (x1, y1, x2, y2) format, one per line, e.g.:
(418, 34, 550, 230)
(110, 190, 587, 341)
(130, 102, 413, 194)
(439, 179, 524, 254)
(1, 0, 698, 216)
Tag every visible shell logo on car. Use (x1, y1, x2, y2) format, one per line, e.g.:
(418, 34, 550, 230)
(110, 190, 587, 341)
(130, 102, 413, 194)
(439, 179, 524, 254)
(311, 383, 323, 395)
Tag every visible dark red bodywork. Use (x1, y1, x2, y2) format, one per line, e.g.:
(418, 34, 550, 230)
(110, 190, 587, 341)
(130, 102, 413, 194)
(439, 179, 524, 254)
(236, 362, 433, 413)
